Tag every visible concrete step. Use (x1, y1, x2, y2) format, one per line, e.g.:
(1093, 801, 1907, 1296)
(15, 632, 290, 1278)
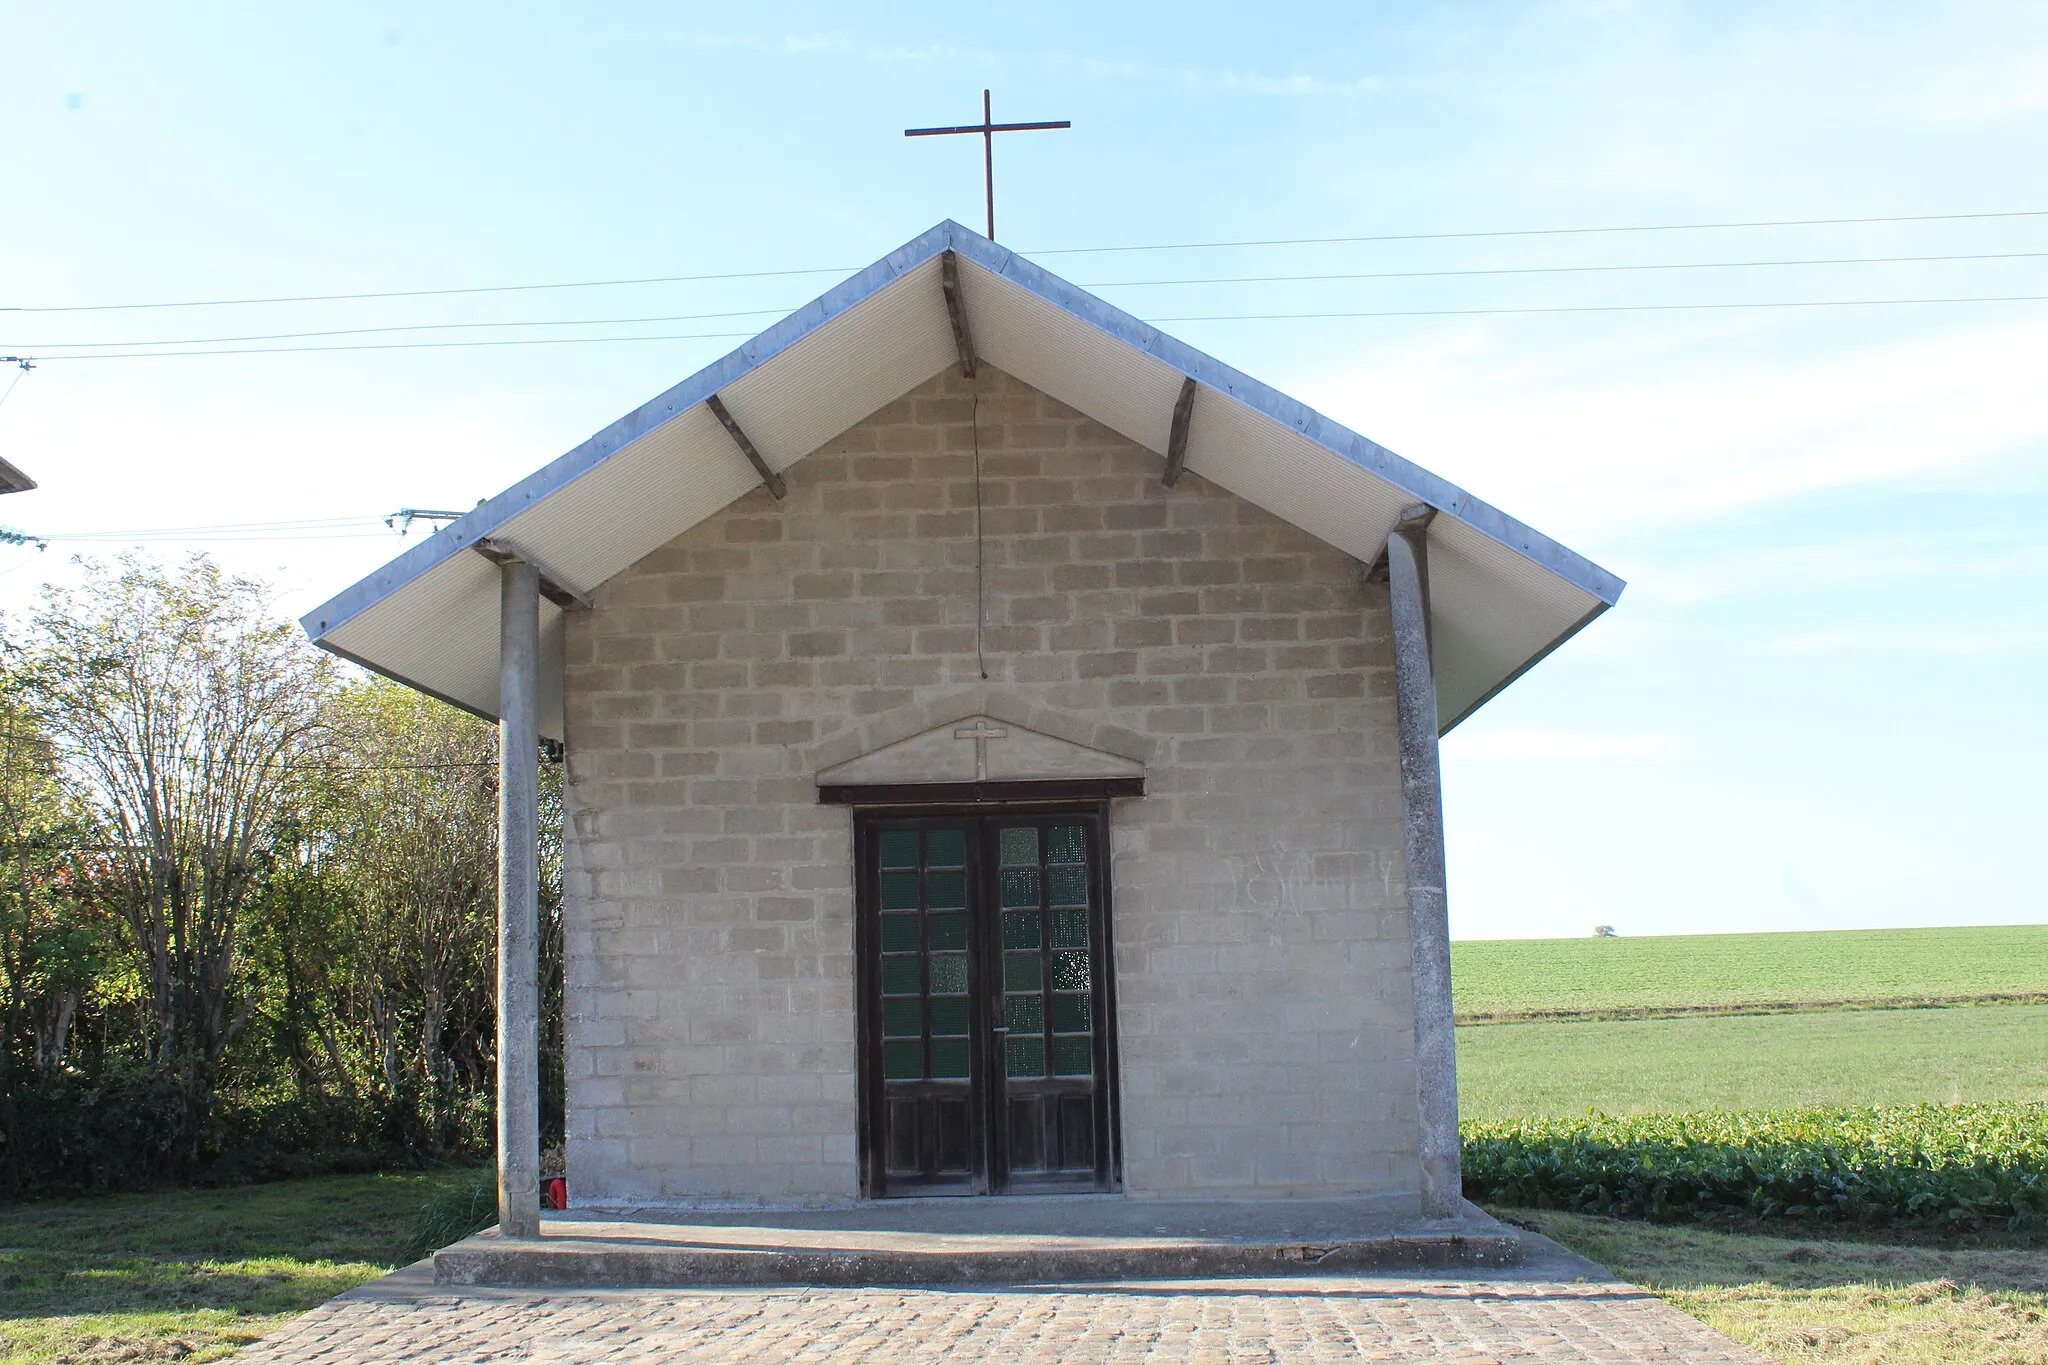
(434, 1197, 1524, 1288)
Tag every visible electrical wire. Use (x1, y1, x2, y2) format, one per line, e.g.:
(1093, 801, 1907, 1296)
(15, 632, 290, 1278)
(1028, 208, 2048, 257)
(14, 251, 2046, 354)
(15, 294, 2048, 362)
(21, 329, 762, 361)
(1, 265, 866, 315)
(5, 207, 2042, 314)
(14, 306, 800, 352)
(1084, 250, 2048, 289)
(1147, 293, 2048, 323)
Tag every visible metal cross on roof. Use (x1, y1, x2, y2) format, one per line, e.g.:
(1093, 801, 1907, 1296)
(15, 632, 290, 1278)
(905, 90, 1070, 242)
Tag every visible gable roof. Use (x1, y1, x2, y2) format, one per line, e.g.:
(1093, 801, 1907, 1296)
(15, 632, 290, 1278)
(301, 220, 1623, 739)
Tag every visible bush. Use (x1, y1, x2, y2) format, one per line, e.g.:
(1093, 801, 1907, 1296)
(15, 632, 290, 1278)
(2, 1068, 492, 1198)
(403, 1166, 499, 1261)
(1462, 1102, 2048, 1228)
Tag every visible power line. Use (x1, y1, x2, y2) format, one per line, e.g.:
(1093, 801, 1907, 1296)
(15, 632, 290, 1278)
(5, 207, 2042, 315)
(1, 266, 865, 316)
(14, 306, 800, 352)
(15, 294, 2048, 362)
(15, 251, 2046, 354)
(1029, 208, 2048, 257)
(1150, 293, 2048, 323)
(1086, 250, 2048, 289)
(21, 329, 761, 361)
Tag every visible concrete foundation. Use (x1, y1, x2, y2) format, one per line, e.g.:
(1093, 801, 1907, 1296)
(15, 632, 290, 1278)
(433, 1197, 1522, 1288)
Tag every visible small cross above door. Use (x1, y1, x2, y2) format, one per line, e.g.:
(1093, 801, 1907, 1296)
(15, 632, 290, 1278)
(953, 721, 1009, 781)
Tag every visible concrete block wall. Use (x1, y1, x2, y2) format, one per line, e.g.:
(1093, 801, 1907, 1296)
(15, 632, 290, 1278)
(561, 366, 1419, 1203)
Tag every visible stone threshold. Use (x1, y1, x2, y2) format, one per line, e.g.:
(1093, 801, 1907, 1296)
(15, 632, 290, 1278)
(433, 1196, 1524, 1288)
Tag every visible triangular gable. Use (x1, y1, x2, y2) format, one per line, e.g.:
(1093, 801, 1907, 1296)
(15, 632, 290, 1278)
(818, 715, 1145, 788)
(300, 221, 1623, 738)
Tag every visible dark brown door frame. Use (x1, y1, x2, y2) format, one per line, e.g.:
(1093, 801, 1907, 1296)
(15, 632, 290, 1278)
(851, 801, 1122, 1198)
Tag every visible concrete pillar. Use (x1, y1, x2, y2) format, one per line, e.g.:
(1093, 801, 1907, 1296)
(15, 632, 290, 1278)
(497, 558, 542, 1239)
(1385, 504, 1462, 1218)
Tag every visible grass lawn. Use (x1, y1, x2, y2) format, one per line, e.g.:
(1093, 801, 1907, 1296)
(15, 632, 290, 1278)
(1457, 1001, 2048, 1119)
(0, 1168, 479, 1365)
(1507, 1207, 2048, 1364)
(1451, 925, 2048, 1020)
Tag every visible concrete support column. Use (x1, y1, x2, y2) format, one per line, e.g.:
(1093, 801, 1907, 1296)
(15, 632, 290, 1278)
(1385, 504, 1462, 1218)
(497, 559, 542, 1239)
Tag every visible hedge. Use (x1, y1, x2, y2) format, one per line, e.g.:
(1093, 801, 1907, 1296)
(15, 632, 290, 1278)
(1461, 1102, 2048, 1228)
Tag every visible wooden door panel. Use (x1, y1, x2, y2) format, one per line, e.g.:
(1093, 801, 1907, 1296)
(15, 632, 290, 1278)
(858, 808, 1116, 1197)
(861, 820, 984, 1195)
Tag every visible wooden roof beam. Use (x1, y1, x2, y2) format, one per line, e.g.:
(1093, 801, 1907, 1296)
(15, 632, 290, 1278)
(940, 250, 977, 378)
(705, 393, 788, 500)
(1160, 376, 1198, 488)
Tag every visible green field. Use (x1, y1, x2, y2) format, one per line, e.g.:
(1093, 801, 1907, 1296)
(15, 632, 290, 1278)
(1451, 925, 2048, 1019)
(1457, 1001, 2048, 1120)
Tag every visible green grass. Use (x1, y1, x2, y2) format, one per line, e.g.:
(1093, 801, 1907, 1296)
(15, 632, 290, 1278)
(1458, 1002, 2048, 1120)
(1451, 925, 2048, 1020)
(1508, 1207, 2048, 1364)
(0, 1168, 483, 1365)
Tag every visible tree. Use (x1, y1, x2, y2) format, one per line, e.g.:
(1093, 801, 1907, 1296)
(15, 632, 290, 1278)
(29, 555, 333, 1127)
(305, 679, 499, 1145)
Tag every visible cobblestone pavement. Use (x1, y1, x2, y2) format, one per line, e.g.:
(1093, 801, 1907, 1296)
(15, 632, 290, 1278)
(238, 1266, 1767, 1363)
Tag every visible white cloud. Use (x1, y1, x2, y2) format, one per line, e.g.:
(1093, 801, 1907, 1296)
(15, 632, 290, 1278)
(1768, 625, 2041, 657)
(1445, 729, 1688, 761)
(1297, 312, 2048, 542)
(1636, 529, 2048, 607)
(1073, 57, 1382, 98)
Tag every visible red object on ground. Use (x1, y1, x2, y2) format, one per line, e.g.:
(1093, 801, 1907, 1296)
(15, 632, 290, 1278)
(544, 1177, 567, 1210)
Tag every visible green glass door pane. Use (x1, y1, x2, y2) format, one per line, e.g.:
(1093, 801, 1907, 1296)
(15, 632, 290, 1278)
(880, 914, 920, 953)
(1047, 824, 1086, 864)
(881, 999, 921, 1037)
(880, 872, 920, 911)
(1005, 1036, 1046, 1078)
(880, 957, 921, 996)
(998, 826, 1039, 866)
(1052, 950, 1090, 992)
(925, 869, 967, 909)
(1050, 994, 1091, 1034)
(999, 867, 1040, 908)
(930, 1038, 971, 1078)
(929, 996, 970, 1037)
(925, 827, 966, 867)
(926, 912, 967, 950)
(929, 954, 969, 994)
(1002, 910, 1041, 949)
(1047, 866, 1087, 907)
(1004, 952, 1042, 993)
(1004, 994, 1044, 1034)
(1051, 1036, 1093, 1076)
(878, 830, 919, 869)
(883, 1040, 924, 1079)
(1050, 909, 1088, 949)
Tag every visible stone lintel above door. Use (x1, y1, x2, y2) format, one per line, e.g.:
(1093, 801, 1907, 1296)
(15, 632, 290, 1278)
(815, 714, 1144, 789)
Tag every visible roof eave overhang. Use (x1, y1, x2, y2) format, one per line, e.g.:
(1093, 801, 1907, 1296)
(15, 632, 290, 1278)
(301, 220, 1624, 733)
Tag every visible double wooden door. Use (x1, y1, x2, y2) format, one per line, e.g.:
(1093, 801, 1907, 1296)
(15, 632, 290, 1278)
(855, 808, 1118, 1197)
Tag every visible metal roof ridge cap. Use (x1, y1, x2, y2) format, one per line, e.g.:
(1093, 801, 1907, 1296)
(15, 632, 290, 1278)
(300, 223, 964, 641)
(945, 231, 1626, 607)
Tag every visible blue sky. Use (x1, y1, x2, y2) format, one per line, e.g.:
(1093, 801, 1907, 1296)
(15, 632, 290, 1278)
(2, 2, 2043, 939)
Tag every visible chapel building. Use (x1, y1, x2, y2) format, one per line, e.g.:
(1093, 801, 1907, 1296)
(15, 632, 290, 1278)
(303, 222, 1622, 1232)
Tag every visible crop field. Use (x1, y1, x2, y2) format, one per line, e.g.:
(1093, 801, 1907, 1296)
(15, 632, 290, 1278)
(1457, 1001, 2048, 1120)
(1450, 924, 2048, 1020)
